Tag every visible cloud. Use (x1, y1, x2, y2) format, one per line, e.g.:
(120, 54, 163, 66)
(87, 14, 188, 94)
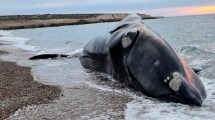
(139, 5, 215, 16)
(0, 0, 215, 16)
(194, 6, 215, 14)
(35, 2, 76, 8)
(33, 0, 150, 9)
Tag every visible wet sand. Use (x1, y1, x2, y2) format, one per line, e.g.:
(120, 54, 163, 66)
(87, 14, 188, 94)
(0, 45, 133, 119)
(0, 50, 61, 119)
(6, 84, 133, 120)
(4, 60, 133, 119)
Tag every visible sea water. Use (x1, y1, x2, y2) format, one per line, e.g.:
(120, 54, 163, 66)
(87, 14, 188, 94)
(0, 14, 215, 120)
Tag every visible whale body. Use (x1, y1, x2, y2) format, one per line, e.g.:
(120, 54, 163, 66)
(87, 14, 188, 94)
(79, 14, 206, 106)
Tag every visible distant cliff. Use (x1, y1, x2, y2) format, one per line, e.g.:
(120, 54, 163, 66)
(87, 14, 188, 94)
(0, 13, 163, 30)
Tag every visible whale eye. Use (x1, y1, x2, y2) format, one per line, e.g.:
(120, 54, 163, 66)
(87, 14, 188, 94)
(154, 60, 160, 66)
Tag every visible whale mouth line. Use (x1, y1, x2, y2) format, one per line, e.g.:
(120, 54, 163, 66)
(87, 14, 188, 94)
(158, 94, 187, 104)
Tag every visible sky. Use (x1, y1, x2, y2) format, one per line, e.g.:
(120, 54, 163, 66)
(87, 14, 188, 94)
(0, 0, 215, 16)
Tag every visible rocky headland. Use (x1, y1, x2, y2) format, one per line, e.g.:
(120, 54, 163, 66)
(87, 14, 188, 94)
(0, 13, 162, 30)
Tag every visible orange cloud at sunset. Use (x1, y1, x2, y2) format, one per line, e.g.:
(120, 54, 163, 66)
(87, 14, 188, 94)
(194, 6, 215, 14)
(142, 5, 215, 16)
(176, 5, 215, 16)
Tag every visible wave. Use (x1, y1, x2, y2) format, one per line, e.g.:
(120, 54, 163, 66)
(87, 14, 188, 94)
(0, 30, 40, 52)
(36, 48, 83, 58)
(124, 77, 215, 120)
(0, 30, 13, 36)
(177, 45, 215, 70)
(177, 45, 214, 55)
(67, 49, 83, 57)
(85, 70, 215, 120)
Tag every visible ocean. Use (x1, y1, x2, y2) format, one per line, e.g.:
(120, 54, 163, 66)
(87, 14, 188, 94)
(0, 14, 215, 120)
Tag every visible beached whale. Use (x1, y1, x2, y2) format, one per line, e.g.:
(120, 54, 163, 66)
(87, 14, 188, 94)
(30, 14, 206, 106)
(79, 14, 206, 106)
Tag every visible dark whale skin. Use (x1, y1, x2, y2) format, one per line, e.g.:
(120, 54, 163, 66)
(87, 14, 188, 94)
(79, 14, 206, 106)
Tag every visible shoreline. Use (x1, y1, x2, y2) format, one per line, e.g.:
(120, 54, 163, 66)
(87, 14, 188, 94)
(0, 41, 133, 119)
(0, 13, 162, 30)
(0, 49, 133, 119)
(0, 49, 61, 119)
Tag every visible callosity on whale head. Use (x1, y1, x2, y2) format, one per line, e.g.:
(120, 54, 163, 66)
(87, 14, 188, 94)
(80, 14, 207, 106)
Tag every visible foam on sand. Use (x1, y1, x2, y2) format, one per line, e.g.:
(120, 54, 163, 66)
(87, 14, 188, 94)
(125, 77, 215, 120)
(0, 30, 40, 51)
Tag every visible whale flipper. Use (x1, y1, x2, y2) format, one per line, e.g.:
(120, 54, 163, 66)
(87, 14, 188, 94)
(191, 67, 202, 74)
(29, 54, 70, 60)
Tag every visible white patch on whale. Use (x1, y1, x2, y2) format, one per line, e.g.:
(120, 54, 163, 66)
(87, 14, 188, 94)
(164, 76, 170, 83)
(169, 72, 183, 91)
(122, 37, 132, 48)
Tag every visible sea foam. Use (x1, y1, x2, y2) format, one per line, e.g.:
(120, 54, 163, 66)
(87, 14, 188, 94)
(124, 77, 215, 120)
(0, 30, 40, 52)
